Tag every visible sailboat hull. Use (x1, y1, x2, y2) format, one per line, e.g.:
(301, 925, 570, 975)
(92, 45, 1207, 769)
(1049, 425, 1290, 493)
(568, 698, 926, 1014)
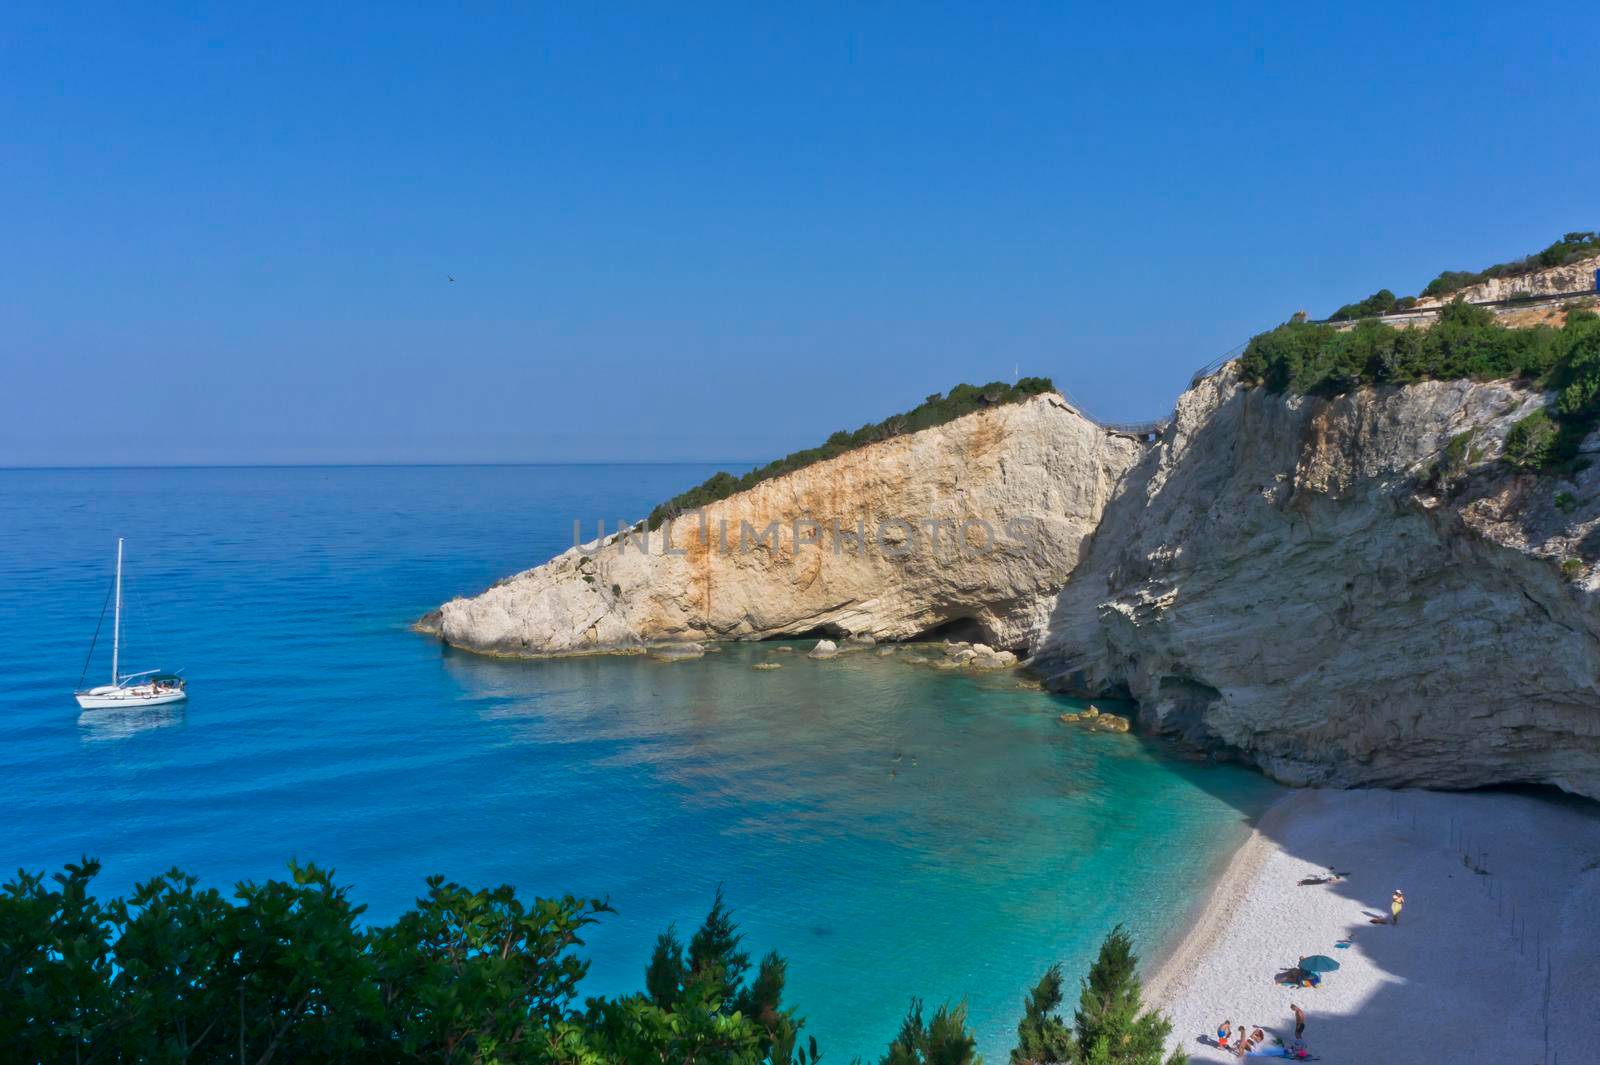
(74, 686, 188, 710)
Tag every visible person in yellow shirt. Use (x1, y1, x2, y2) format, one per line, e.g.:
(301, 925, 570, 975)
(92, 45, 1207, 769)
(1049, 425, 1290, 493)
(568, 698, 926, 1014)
(1390, 889, 1405, 926)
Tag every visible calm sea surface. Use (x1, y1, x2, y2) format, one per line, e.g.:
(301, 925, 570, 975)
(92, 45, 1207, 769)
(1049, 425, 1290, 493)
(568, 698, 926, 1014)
(0, 465, 1279, 1058)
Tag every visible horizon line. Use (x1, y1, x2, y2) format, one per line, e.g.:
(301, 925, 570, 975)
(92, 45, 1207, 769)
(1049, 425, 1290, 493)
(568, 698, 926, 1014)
(0, 460, 767, 473)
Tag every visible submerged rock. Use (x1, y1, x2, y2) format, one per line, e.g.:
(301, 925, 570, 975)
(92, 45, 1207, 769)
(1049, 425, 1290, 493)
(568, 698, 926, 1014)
(753, 662, 783, 671)
(649, 642, 705, 661)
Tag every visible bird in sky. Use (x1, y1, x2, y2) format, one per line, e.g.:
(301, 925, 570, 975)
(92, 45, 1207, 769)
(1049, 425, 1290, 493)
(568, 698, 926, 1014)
(448, 275, 456, 283)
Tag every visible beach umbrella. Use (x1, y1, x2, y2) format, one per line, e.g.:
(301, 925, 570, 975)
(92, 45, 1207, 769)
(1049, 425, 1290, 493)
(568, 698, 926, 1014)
(1300, 955, 1340, 973)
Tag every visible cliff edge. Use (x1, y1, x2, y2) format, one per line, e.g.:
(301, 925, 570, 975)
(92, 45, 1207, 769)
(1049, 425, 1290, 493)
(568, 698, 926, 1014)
(1032, 366, 1600, 798)
(424, 394, 1143, 656)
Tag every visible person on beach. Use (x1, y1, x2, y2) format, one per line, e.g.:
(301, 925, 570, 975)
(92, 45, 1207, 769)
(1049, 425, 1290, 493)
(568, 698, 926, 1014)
(1290, 1002, 1306, 1040)
(1217, 1019, 1233, 1049)
(1391, 888, 1404, 925)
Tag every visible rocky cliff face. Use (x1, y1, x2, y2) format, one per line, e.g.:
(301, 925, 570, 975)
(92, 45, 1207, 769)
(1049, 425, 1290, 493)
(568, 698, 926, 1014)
(1412, 255, 1600, 307)
(424, 395, 1143, 656)
(1031, 368, 1600, 799)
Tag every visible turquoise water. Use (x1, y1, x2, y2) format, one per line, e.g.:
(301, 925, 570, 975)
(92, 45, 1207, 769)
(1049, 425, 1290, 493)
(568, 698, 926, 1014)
(0, 465, 1279, 1058)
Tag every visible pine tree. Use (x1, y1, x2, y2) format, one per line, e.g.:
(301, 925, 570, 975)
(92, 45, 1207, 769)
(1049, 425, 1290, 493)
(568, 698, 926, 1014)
(687, 886, 750, 1006)
(644, 924, 686, 1008)
(1072, 926, 1185, 1065)
(881, 998, 983, 1065)
(1012, 963, 1074, 1064)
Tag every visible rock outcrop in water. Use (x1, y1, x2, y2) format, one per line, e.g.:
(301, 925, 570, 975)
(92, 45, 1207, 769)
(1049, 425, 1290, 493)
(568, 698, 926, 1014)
(422, 394, 1143, 656)
(1032, 366, 1600, 799)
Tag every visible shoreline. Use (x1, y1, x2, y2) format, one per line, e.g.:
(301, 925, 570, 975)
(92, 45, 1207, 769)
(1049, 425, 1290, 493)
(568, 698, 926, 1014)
(1142, 790, 1299, 1008)
(1143, 786, 1600, 1063)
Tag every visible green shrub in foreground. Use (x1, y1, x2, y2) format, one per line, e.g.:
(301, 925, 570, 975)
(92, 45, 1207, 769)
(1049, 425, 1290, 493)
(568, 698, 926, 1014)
(1011, 925, 1184, 1065)
(2, 857, 1188, 1064)
(0, 859, 811, 1064)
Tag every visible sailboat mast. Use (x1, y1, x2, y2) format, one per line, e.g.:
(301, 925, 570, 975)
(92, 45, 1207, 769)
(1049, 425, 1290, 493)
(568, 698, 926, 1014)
(112, 538, 123, 685)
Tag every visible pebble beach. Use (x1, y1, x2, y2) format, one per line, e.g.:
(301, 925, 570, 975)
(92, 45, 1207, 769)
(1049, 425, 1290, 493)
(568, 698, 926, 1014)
(1146, 787, 1600, 1064)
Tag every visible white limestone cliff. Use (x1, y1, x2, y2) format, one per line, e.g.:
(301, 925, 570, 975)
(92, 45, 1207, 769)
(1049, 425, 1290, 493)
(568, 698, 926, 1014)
(1031, 367, 1600, 799)
(421, 394, 1143, 656)
(1411, 255, 1600, 307)
(424, 363, 1600, 799)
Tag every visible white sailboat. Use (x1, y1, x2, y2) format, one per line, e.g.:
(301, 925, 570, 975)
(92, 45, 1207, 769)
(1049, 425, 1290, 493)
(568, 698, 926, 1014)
(74, 538, 187, 710)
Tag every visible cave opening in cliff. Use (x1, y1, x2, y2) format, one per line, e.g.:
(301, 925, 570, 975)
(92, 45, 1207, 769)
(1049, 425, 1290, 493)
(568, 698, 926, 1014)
(775, 624, 849, 641)
(915, 617, 991, 645)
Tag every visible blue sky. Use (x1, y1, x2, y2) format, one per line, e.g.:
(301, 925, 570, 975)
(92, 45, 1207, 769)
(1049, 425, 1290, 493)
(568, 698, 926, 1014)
(3, 2, 1595, 465)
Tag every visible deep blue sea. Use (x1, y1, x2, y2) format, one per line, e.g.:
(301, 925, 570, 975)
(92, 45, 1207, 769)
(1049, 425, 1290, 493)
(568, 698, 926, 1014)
(0, 465, 1279, 1058)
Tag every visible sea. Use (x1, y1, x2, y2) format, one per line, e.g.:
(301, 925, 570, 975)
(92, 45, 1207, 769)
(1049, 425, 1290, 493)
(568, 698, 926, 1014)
(0, 464, 1280, 1058)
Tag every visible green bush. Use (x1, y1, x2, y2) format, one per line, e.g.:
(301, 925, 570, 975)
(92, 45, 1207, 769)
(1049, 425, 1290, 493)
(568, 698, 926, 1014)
(1238, 306, 1600, 471)
(1237, 302, 1560, 396)
(646, 378, 1057, 529)
(1562, 557, 1584, 580)
(1503, 411, 1558, 468)
(1321, 232, 1598, 317)
(1, 859, 1194, 1065)
(0, 859, 818, 1065)
(1329, 289, 1401, 322)
(1420, 232, 1600, 300)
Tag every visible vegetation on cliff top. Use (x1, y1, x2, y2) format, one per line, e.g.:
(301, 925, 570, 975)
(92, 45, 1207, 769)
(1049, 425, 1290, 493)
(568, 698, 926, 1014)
(2, 857, 1183, 1064)
(646, 377, 1057, 530)
(1239, 304, 1600, 469)
(1327, 231, 1599, 320)
(1419, 230, 1600, 299)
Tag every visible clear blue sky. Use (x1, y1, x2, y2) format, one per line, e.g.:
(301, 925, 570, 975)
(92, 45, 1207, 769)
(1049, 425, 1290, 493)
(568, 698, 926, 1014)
(3, 2, 1595, 466)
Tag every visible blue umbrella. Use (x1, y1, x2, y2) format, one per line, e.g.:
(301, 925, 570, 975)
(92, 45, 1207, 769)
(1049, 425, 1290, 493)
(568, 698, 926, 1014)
(1300, 955, 1340, 973)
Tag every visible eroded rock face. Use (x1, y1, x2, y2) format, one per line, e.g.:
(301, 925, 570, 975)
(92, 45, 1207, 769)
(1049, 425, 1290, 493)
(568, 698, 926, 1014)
(1411, 255, 1600, 307)
(1032, 368, 1600, 799)
(424, 395, 1143, 657)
